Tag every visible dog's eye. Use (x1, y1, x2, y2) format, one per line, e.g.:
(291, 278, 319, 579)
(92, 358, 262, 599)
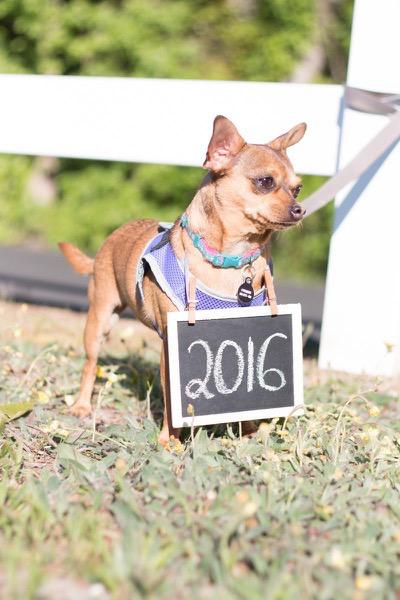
(292, 185, 302, 198)
(254, 176, 275, 192)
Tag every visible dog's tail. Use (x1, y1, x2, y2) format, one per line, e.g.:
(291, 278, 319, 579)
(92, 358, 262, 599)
(58, 242, 94, 275)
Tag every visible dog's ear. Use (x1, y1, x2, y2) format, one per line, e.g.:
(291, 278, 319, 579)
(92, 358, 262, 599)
(267, 122, 307, 152)
(203, 116, 246, 172)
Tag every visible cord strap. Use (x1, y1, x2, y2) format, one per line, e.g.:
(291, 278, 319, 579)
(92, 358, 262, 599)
(264, 264, 278, 316)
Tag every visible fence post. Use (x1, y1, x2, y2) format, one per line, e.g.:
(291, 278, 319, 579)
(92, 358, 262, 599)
(318, 0, 400, 376)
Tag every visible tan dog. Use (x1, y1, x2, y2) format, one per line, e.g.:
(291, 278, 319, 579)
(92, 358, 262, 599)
(59, 116, 306, 445)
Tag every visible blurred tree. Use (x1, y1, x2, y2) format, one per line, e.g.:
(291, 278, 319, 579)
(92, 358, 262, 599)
(0, 0, 315, 79)
(318, 0, 354, 83)
(0, 0, 354, 280)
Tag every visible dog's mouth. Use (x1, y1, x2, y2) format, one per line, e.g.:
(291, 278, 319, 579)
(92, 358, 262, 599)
(262, 218, 300, 230)
(246, 211, 303, 232)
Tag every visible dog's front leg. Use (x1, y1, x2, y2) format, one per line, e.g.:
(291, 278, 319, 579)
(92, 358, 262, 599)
(158, 339, 181, 446)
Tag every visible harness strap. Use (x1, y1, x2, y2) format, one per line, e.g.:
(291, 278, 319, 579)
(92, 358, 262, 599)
(264, 264, 278, 316)
(184, 252, 197, 324)
(187, 273, 197, 325)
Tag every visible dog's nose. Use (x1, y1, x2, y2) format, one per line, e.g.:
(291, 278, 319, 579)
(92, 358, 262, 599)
(290, 203, 305, 221)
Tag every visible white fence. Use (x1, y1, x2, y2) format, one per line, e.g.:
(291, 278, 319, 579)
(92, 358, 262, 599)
(0, 75, 342, 176)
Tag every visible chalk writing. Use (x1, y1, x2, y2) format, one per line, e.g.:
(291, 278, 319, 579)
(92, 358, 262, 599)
(185, 333, 288, 400)
(185, 340, 214, 400)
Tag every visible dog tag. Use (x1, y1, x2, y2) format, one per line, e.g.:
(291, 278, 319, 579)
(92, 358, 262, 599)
(237, 276, 254, 306)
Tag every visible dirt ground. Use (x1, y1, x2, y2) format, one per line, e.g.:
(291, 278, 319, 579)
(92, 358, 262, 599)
(0, 299, 162, 360)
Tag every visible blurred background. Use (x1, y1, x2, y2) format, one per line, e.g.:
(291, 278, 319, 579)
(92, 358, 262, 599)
(0, 0, 353, 282)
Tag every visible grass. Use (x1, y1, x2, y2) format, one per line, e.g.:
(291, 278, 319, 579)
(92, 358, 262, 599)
(0, 301, 400, 599)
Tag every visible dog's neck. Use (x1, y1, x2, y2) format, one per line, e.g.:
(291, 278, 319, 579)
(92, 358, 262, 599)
(183, 174, 271, 256)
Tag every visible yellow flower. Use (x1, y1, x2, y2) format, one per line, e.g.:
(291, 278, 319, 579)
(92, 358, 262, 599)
(96, 366, 106, 379)
(277, 429, 289, 438)
(358, 426, 379, 445)
(167, 437, 185, 454)
(315, 504, 333, 520)
(115, 457, 127, 473)
(97, 367, 118, 384)
(35, 390, 50, 404)
(355, 576, 374, 591)
(368, 405, 380, 417)
(187, 403, 194, 416)
(384, 341, 394, 353)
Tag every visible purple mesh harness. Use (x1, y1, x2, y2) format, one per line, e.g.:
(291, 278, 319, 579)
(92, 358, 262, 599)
(137, 226, 271, 336)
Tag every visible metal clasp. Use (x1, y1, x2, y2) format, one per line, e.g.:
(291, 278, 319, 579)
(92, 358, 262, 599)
(242, 264, 256, 282)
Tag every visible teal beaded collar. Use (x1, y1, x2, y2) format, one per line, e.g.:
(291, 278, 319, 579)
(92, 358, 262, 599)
(180, 213, 263, 269)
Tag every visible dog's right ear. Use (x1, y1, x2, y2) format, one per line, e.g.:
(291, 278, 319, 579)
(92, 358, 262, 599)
(267, 123, 307, 152)
(203, 116, 246, 173)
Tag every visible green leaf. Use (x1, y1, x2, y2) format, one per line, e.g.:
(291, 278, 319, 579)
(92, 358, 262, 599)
(0, 399, 35, 422)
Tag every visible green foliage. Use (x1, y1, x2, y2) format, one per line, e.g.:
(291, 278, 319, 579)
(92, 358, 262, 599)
(273, 175, 333, 281)
(0, 399, 35, 425)
(1, 331, 399, 598)
(10, 159, 202, 254)
(331, 0, 354, 59)
(50, 162, 200, 253)
(0, 155, 33, 243)
(0, 0, 315, 80)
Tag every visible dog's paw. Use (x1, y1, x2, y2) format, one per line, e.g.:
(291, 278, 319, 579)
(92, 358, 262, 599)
(157, 431, 172, 448)
(70, 403, 92, 418)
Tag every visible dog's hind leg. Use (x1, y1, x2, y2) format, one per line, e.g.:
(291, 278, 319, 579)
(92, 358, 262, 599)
(71, 276, 124, 418)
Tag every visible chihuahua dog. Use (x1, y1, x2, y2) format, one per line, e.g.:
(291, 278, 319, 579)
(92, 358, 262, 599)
(59, 116, 306, 445)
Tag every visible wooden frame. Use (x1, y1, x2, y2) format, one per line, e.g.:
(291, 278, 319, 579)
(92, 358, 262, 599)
(167, 303, 304, 427)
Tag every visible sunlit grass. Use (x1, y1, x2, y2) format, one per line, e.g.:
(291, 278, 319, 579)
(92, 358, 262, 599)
(0, 303, 399, 599)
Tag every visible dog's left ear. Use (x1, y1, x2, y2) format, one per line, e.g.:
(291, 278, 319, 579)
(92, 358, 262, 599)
(268, 122, 307, 152)
(203, 115, 246, 173)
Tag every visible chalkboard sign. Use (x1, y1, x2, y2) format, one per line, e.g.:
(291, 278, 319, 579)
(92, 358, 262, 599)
(167, 304, 303, 427)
